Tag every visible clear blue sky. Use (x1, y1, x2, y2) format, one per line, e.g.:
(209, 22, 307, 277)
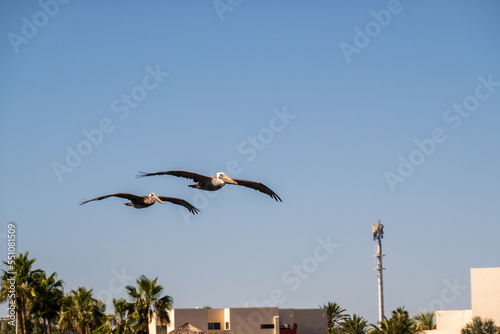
(1, 0, 499, 324)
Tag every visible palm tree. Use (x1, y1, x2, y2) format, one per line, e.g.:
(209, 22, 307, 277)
(113, 297, 137, 333)
(58, 287, 106, 334)
(30, 271, 64, 334)
(414, 311, 436, 330)
(0, 251, 42, 334)
(370, 307, 419, 334)
(96, 298, 136, 334)
(126, 275, 173, 334)
(321, 302, 348, 332)
(461, 316, 499, 334)
(342, 314, 369, 334)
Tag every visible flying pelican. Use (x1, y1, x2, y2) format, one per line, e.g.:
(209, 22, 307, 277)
(79, 192, 200, 214)
(137, 170, 282, 202)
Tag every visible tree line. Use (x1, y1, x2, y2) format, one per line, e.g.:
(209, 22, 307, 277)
(0, 253, 498, 334)
(0, 252, 171, 334)
(321, 301, 499, 334)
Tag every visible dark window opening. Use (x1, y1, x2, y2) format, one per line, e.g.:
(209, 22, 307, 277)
(208, 322, 221, 330)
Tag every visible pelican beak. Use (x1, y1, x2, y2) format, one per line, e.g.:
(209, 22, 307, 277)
(220, 175, 238, 185)
(153, 194, 164, 204)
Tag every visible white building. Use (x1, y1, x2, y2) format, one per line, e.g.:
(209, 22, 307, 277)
(425, 267, 500, 334)
(149, 307, 327, 334)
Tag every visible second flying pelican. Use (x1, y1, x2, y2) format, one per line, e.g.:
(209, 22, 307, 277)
(80, 192, 200, 214)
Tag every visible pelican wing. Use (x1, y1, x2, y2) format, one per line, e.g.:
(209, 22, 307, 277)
(230, 179, 282, 202)
(137, 170, 212, 183)
(79, 193, 142, 205)
(157, 196, 200, 215)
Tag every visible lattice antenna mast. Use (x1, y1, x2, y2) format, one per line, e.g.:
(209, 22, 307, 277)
(372, 220, 385, 325)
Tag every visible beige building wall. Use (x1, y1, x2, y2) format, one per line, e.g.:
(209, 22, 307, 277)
(279, 308, 327, 334)
(167, 308, 210, 332)
(435, 309, 472, 332)
(426, 267, 500, 334)
(207, 308, 228, 333)
(227, 307, 279, 334)
(278, 309, 295, 327)
(471, 267, 500, 324)
(294, 309, 327, 334)
(149, 307, 327, 334)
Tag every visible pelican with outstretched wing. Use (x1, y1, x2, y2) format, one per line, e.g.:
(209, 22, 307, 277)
(79, 192, 200, 214)
(137, 170, 282, 202)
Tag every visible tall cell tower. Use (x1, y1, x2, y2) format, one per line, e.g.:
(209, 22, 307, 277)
(372, 220, 385, 325)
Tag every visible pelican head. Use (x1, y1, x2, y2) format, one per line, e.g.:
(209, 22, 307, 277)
(148, 192, 164, 204)
(217, 172, 237, 185)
